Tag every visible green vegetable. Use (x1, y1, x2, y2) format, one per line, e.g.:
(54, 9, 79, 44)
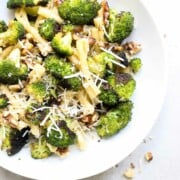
(25, 6, 39, 17)
(0, 94, 9, 108)
(39, 18, 59, 41)
(26, 81, 47, 102)
(130, 57, 142, 73)
(0, 20, 8, 33)
(0, 126, 29, 156)
(108, 73, 136, 100)
(46, 120, 76, 148)
(51, 32, 73, 56)
(0, 20, 25, 47)
(58, 0, 100, 25)
(44, 55, 81, 90)
(99, 87, 119, 107)
(62, 24, 75, 33)
(7, 0, 50, 9)
(0, 60, 28, 85)
(25, 104, 50, 125)
(96, 101, 133, 137)
(107, 10, 134, 42)
(30, 137, 51, 159)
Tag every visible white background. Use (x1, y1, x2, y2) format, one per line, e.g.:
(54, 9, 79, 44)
(1, 0, 180, 179)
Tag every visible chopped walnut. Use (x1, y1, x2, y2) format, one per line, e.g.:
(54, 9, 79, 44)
(130, 162, 135, 169)
(145, 152, 153, 162)
(3, 114, 18, 128)
(82, 113, 99, 125)
(123, 41, 141, 55)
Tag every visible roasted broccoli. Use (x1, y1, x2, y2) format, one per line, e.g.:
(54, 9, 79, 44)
(30, 137, 51, 159)
(25, 6, 39, 17)
(130, 57, 142, 73)
(62, 24, 75, 33)
(0, 20, 8, 33)
(39, 18, 60, 41)
(7, 0, 50, 9)
(58, 0, 100, 25)
(99, 85, 119, 107)
(44, 55, 81, 90)
(106, 10, 134, 43)
(0, 60, 28, 85)
(26, 81, 47, 103)
(0, 94, 9, 108)
(46, 120, 76, 148)
(25, 104, 50, 125)
(96, 101, 133, 137)
(88, 52, 115, 78)
(0, 20, 25, 47)
(51, 32, 73, 56)
(108, 73, 136, 100)
(0, 126, 30, 156)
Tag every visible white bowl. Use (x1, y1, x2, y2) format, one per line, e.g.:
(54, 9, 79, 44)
(0, 0, 167, 179)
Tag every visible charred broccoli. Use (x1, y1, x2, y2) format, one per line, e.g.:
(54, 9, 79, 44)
(44, 55, 81, 90)
(25, 104, 50, 125)
(0, 94, 9, 108)
(0, 20, 8, 33)
(108, 73, 136, 100)
(39, 18, 60, 41)
(26, 81, 47, 103)
(96, 101, 133, 137)
(106, 10, 134, 43)
(58, 0, 100, 25)
(130, 57, 142, 73)
(30, 137, 51, 159)
(0, 126, 29, 156)
(46, 120, 76, 148)
(0, 60, 28, 85)
(0, 20, 25, 47)
(51, 32, 73, 56)
(7, 0, 50, 9)
(99, 85, 119, 107)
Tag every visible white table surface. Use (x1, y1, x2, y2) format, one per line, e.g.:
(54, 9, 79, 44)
(1, 0, 180, 179)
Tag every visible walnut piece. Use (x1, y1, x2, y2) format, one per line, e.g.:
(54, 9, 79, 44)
(145, 152, 153, 162)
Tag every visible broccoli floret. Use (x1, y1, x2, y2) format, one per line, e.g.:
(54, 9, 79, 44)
(44, 55, 81, 90)
(108, 73, 136, 100)
(106, 10, 134, 43)
(0, 94, 9, 108)
(0, 20, 8, 33)
(26, 81, 47, 103)
(62, 24, 75, 33)
(0, 126, 29, 156)
(99, 85, 119, 107)
(25, 104, 50, 125)
(25, 6, 39, 17)
(0, 20, 25, 47)
(58, 0, 100, 25)
(88, 52, 115, 77)
(7, 0, 50, 9)
(0, 60, 28, 85)
(130, 57, 142, 73)
(96, 101, 133, 137)
(30, 137, 51, 159)
(46, 120, 76, 148)
(39, 18, 60, 41)
(51, 32, 73, 56)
